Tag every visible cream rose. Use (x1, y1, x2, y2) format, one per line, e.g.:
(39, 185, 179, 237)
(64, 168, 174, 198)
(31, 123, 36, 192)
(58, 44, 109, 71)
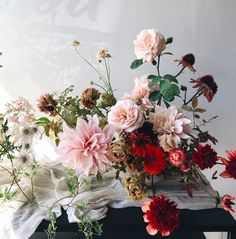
(108, 99, 144, 132)
(134, 29, 166, 62)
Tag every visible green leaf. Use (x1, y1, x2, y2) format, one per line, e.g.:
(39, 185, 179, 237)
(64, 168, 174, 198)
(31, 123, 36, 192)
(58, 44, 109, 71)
(159, 79, 171, 93)
(194, 108, 206, 113)
(130, 59, 143, 69)
(35, 117, 50, 125)
(166, 37, 173, 44)
(192, 97, 198, 109)
(182, 105, 193, 112)
(163, 74, 178, 83)
(148, 75, 162, 88)
(149, 90, 161, 101)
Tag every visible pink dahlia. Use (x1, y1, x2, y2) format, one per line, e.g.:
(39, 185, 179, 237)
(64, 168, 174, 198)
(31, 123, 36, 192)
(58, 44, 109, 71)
(142, 195, 179, 236)
(149, 106, 191, 152)
(57, 115, 114, 176)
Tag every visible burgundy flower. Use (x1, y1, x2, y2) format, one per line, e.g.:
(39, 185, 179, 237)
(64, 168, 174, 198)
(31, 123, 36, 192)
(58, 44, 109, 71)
(176, 53, 196, 72)
(190, 75, 218, 102)
(168, 148, 186, 167)
(220, 150, 236, 179)
(142, 195, 179, 236)
(220, 195, 235, 213)
(192, 144, 218, 170)
(37, 93, 58, 116)
(144, 145, 166, 175)
(180, 161, 191, 173)
(130, 131, 151, 157)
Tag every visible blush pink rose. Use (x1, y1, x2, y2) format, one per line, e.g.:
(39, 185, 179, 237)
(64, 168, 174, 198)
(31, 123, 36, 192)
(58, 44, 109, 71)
(57, 115, 114, 176)
(123, 75, 158, 110)
(108, 99, 144, 132)
(134, 29, 166, 62)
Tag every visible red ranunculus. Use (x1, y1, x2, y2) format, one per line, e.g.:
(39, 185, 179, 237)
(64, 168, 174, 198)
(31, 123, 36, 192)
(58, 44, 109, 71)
(220, 194, 235, 213)
(144, 145, 166, 175)
(142, 195, 180, 236)
(192, 144, 218, 170)
(130, 131, 151, 158)
(220, 150, 236, 179)
(168, 148, 186, 167)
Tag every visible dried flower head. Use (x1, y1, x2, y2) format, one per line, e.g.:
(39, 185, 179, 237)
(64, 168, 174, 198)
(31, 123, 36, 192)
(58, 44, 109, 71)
(80, 88, 101, 109)
(72, 40, 80, 46)
(96, 49, 111, 61)
(37, 93, 58, 116)
(176, 53, 196, 72)
(190, 75, 218, 102)
(108, 131, 130, 162)
(124, 175, 147, 201)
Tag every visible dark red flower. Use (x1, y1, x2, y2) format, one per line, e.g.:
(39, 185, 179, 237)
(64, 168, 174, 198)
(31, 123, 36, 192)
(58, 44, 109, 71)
(180, 161, 191, 173)
(192, 144, 218, 170)
(130, 131, 151, 157)
(142, 195, 180, 236)
(220, 150, 236, 179)
(190, 75, 218, 102)
(176, 53, 196, 72)
(220, 195, 235, 213)
(144, 145, 166, 175)
(168, 148, 186, 167)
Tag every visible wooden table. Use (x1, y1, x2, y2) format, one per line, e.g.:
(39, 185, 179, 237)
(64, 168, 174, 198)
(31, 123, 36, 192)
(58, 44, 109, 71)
(31, 207, 236, 239)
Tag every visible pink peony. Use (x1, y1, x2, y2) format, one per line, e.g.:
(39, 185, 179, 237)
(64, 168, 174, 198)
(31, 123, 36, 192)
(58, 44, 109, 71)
(134, 29, 166, 62)
(107, 99, 144, 132)
(57, 115, 114, 176)
(149, 106, 191, 152)
(124, 75, 156, 110)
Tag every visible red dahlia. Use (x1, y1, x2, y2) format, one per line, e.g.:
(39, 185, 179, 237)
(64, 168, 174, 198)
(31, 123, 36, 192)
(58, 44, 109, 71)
(220, 150, 236, 179)
(142, 195, 180, 236)
(168, 148, 186, 167)
(130, 131, 151, 158)
(192, 144, 218, 170)
(144, 145, 166, 175)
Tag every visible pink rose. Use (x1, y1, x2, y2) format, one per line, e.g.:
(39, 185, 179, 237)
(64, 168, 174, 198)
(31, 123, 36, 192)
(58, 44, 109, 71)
(108, 99, 144, 132)
(123, 75, 156, 110)
(134, 29, 166, 62)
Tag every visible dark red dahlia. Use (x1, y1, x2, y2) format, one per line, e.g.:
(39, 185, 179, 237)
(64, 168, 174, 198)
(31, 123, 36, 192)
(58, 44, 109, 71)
(220, 150, 236, 179)
(168, 148, 186, 167)
(130, 131, 151, 158)
(192, 144, 218, 170)
(144, 145, 166, 175)
(142, 195, 180, 236)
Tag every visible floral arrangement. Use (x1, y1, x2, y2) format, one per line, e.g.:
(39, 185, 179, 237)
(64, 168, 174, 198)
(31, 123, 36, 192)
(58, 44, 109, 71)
(0, 28, 235, 238)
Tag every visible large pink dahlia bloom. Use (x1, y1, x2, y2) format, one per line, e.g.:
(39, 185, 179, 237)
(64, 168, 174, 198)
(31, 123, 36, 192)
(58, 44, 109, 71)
(57, 115, 114, 176)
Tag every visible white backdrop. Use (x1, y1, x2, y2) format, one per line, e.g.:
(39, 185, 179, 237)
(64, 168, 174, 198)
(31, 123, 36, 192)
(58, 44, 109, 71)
(0, 0, 236, 231)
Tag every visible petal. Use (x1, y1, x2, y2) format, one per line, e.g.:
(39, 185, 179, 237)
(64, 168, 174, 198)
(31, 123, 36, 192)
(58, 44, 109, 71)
(143, 214, 149, 223)
(146, 225, 158, 236)
(220, 171, 231, 178)
(141, 201, 151, 213)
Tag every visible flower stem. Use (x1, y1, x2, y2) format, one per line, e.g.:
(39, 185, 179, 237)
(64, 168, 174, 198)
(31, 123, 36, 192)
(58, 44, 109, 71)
(175, 66, 186, 78)
(157, 56, 161, 76)
(151, 175, 155, 197)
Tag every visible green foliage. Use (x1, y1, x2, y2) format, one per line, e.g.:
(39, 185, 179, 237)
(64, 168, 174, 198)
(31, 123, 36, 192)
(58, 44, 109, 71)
(77, 202, 103, 239)
(130, 59, 143, 69)
(45, 211, 57, 239)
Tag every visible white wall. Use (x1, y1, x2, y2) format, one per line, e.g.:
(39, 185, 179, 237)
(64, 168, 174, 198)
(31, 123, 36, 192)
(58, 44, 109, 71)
(0, 0, 236, 225)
